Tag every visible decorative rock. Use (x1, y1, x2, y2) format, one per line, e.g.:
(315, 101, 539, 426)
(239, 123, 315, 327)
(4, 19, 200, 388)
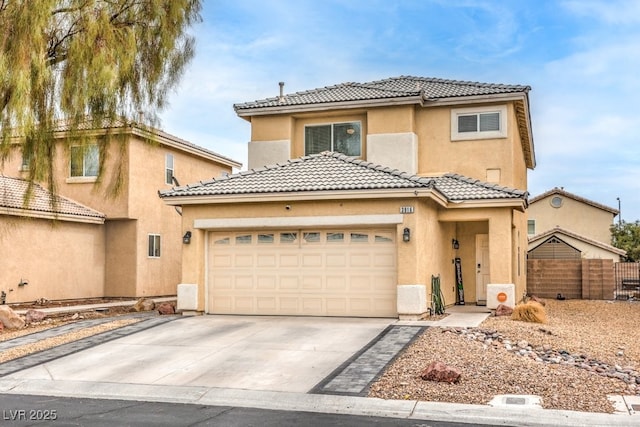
(495, 304, 513, 317)
(0, 305, 25, 329)
(420, 361, 462, 383)
(517, 340, 529, 349)
(133, 298, 155, 312)
(157, 302, 175, 315)
(25, 309, 46, 324)
(529, 295, 546, 306)
(71, 313, 79, 320)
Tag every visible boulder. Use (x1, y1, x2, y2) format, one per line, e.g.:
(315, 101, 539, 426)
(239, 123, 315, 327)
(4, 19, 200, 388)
(529, 295, 546, 306)
(25, 309, 46, 324)
(495, 304, 513, 317)
(0, 305, 25, 330)
(133, 298, 155, 312)
(420, 361, 461, 383)
(157, 302, 175, 315)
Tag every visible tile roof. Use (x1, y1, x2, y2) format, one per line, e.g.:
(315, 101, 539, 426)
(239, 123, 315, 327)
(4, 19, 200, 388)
(0, 176, 105, 222)
(160, 152, 527, 203)
(234, 76, 530, 112)
(529, 188, 618, 214)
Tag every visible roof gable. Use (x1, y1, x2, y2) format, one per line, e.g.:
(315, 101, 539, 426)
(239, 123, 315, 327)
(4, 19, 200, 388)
(528, 226, 626, 257)
(0, 176, 105, 223)
(529, 188, 618, 215)
(160, 152, 527, 204)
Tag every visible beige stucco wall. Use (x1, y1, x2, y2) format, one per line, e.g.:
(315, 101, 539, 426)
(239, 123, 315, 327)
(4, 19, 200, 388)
(2, 131, 236, 299)
(248, 102, 528, 190)
(0, 216, 105, 304)
(177, 197, 521, 312)
(528, 195, 615, 244)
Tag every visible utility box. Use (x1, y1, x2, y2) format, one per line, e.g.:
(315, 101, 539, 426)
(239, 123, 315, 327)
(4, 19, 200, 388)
(487, 283, 515, 309)
(177, 283, 198, 312)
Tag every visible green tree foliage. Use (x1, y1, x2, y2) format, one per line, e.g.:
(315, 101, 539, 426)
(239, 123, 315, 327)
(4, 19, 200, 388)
(0, 0, 201, 193)
(611, 220, 640, 261)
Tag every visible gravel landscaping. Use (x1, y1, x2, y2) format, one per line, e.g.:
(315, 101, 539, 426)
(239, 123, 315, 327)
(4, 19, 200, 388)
(369, 299, 640, 414)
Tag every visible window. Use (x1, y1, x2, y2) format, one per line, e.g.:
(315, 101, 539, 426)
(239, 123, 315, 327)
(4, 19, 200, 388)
(304, 122, 361, 156)
(258, 233, 275, 243)
(70, 145, 99, 177)
(148, 234, 161, 258)
(165, 154, 174, 185)
(550, 196, 563, 208)
(280, 232, 298, 243)
(451, 106, 507, 141)
(527, 220, 536, 235)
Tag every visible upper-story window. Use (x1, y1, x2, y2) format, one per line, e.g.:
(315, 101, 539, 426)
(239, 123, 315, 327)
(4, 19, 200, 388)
(304, 122, 361, 157)
(165, 153, 174, 185)
(70, 145, 99, 177)
(451, 105, 507, 141)
(527, 219, 536, 235)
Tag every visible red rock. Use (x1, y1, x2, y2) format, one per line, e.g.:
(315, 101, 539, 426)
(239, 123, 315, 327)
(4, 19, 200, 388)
(495, 304, 514, 317)
(157, 302, 175, 315)
(25, 309, 46, 324)
(420, 361, 461, 383)
(529, 295, 546, 306)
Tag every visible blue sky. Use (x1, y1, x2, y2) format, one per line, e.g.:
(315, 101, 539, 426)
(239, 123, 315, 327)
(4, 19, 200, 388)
(160, 0, 640, 221)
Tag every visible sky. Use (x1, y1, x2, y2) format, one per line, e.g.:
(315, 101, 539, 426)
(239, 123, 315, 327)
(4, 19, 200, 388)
(159, 0, 640, 221)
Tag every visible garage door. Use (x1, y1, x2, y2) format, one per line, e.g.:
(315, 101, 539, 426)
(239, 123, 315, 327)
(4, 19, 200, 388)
(207, 228, 397, 317)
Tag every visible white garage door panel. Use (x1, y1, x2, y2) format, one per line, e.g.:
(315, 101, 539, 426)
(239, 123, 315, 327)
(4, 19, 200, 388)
(207, 229, 397, 317)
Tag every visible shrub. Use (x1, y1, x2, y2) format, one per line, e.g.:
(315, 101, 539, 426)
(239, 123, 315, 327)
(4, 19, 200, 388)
(511, 301, 547, 323)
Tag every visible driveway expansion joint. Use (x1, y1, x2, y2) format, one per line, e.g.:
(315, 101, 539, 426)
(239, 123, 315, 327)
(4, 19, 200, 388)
(310, 324, 426, 396)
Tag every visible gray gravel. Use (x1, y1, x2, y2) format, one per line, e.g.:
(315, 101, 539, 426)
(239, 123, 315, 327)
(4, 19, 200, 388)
(369, 299, 640, 414)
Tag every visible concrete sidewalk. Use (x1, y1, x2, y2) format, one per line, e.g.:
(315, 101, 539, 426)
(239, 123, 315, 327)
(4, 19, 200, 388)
(1, 302, 638, 426)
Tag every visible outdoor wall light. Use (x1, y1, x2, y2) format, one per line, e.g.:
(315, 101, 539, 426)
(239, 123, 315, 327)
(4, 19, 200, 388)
(452, 239, 460, 250)
(403, 227, 411, 242)
(182, 231, 192, 244)
(18, 278, 28, 287)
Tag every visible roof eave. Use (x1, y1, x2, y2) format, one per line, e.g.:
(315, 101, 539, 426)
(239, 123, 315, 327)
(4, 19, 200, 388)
(0, 207, 105, 224)
(131, 127, 243, 169)
(234, 96, 424, 117)
(446, 198, 528, 212)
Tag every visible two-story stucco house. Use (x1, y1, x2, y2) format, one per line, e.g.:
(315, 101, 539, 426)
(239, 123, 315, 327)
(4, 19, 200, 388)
(161, 76, 536, 318)
(527, 188, 624, 260)
(0, 121, 240, 303)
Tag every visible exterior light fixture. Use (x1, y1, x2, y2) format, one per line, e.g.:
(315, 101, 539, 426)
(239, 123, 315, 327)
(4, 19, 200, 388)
(182, 231, 192, 244)
(403, 227, 411, 242)
(452, 239, 459, 250)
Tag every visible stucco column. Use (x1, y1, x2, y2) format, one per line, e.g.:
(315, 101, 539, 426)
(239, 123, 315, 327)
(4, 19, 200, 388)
(488, 211, 513, 283)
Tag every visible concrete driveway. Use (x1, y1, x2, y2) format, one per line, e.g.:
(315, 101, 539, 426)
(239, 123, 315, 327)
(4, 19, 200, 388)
(6, 315, 393, 393)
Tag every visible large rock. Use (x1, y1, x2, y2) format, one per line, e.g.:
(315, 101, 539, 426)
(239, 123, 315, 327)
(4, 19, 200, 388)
(133, 298, 155, 312)
(420, 361, 461, 383)
(0, 305, 25, 330)
(25, 309, 46, 324)
(157, 302, 175, 315)
(495, 304, 514, 317)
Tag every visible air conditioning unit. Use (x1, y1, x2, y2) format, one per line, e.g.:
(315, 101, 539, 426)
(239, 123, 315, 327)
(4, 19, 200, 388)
(487, 284, 515, 309)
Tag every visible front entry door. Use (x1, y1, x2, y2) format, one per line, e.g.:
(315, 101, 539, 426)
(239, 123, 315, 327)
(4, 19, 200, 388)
(476, 234, 490, 305)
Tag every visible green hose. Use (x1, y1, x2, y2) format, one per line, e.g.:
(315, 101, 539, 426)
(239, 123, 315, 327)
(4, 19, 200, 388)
(431, 275, 446, 315)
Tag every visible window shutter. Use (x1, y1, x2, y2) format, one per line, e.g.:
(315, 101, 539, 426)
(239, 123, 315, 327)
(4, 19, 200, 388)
(304, 125, 331, 154)
(457, 115, 478, 133)
(479, 112, 500, 131)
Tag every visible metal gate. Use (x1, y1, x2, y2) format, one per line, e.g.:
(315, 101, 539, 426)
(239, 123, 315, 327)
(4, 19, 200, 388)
(614, 262, 640, 299)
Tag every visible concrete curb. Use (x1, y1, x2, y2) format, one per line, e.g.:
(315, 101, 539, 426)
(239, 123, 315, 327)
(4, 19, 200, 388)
(0, 379, 637, 426)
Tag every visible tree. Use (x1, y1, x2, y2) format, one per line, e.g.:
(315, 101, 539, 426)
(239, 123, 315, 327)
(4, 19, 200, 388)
(611, 220, 640, 262)
(0, 0, 201, 194)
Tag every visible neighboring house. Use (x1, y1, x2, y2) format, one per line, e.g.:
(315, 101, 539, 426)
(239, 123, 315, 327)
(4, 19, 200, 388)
(527, 188, 624, 260)
(161, 76, 536, 318)
(0, 121, 241, 303)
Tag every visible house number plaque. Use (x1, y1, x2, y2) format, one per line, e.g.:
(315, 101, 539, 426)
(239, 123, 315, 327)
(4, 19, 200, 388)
(400, 206, 414, 214)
